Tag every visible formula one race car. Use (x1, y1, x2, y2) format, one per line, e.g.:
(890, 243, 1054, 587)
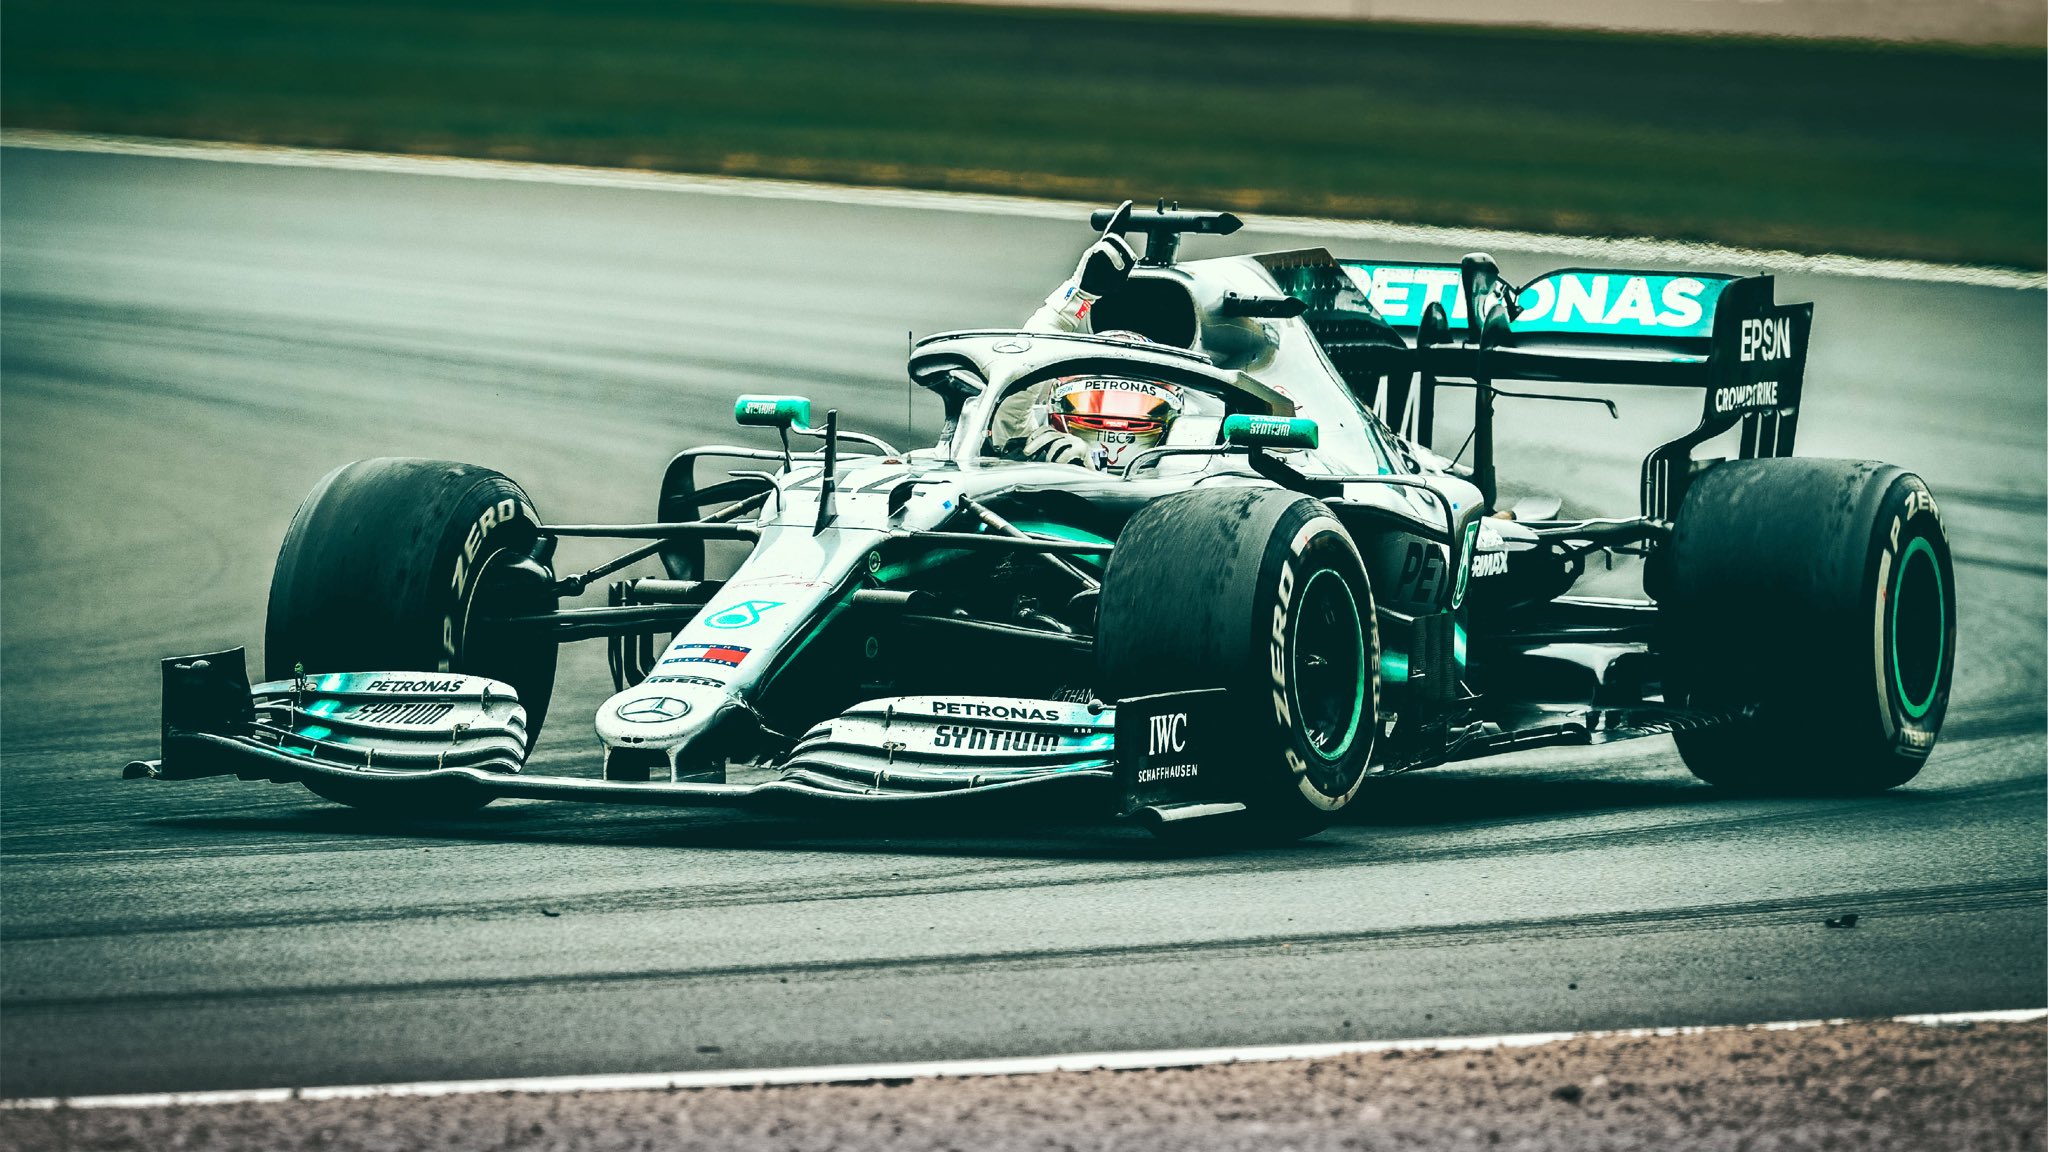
(128, 204, 1958, 842)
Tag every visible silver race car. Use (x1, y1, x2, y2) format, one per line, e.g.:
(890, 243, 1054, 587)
(130, 203, 1957, 842)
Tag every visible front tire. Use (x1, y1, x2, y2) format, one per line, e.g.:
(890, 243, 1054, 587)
(1097, 487, 1378, 841)
(265, 459, 559, 813)
(1663, 458, 1954, 793)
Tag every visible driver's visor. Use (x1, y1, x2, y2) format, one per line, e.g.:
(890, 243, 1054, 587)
(1053, 413, 1167, 436)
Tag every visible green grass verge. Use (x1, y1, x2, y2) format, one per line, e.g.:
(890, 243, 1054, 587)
(5, 0, 2042, 268)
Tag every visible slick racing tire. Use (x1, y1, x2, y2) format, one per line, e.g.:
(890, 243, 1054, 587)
(1663, 458, 1954, 793)
(266, 459, 559, 814)
(1098, 487, 1378, 842)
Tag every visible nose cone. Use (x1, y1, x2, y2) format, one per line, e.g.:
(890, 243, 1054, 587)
(596, 684, 721, 749)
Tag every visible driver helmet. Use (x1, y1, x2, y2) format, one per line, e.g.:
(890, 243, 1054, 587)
(1047, 375, 1184, 470)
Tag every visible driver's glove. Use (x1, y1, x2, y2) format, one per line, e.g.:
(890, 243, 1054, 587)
(1076, 232, 1138, 298)
(1025, 201, 1135, 334)
(1023, 427, 1094, 468)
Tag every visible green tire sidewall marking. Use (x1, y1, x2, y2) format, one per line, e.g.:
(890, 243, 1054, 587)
(1295, 567, 1367, 764)
(1890, 533, 1944, 721)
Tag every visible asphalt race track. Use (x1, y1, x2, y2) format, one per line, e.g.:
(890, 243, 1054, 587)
(2, 145, 2042, 1099)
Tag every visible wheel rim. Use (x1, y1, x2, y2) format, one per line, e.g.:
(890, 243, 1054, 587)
(460, 548, 555, 742)
(1291, 568, 1367, 766)
(1890, 535, 1944, 720)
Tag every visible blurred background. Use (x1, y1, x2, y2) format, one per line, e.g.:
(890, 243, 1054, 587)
(5, 0, 2043, 268)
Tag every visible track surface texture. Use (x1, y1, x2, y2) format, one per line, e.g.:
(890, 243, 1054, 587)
(2, 146, 2043, 1100)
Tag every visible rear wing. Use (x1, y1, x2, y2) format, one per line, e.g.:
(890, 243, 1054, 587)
(1277, 253, 1812, 521)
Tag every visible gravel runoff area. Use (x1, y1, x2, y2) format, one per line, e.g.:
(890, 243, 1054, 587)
(4, 1017, 2040, 1151)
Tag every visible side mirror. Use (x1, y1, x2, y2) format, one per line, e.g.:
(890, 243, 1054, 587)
(734, 395, 813, 430)
(1223, 414, 1319, 450)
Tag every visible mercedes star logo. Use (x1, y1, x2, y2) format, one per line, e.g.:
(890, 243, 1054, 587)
(614, 696, 691, 723)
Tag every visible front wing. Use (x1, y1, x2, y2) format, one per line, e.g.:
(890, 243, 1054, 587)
(125, 650, 1247, 826)
(125, 649, 1741, 825)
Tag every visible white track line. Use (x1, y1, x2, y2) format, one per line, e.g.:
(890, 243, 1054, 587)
(7, 1008, 2040, 1111)
(5, 129, 2041, 292)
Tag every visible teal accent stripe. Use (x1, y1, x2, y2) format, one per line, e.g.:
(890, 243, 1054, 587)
(285, 693, 343, 746)
(1008, 519, 1111, 569)
(1380, 651, 1410, 683)
(872, 548, 971, 584)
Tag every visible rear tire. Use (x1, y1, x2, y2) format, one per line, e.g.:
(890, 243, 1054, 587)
(1098, 487, 1378, 841)
(1663, 458, 1954, 793)
(265, 459, 559, 813)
